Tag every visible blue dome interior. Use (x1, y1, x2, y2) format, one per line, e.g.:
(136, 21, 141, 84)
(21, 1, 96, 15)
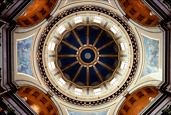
(57, 25, 119, 86)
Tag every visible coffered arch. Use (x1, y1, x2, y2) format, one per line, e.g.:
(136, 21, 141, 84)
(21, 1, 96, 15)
(16, 0, 58, 27)
(17, 85, 60, 115)
(117, 0, 159, 27)
(118, 86, 159, 115)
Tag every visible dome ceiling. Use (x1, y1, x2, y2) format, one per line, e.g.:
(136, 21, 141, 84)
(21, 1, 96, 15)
(58, 25, 119, 87)
(12, 0, 163, 114)
(37, 5, 139, 106)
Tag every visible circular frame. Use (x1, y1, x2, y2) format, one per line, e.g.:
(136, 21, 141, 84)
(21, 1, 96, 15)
(37, 5, 139, 106)
(76, 44, 99, 67)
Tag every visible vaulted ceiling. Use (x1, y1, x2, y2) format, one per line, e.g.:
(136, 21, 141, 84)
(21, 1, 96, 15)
(10, 0, 164, 114)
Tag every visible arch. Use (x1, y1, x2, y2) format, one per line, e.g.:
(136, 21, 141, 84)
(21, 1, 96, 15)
(117, 0, 159, 27)
(16, 0, 58, 27)
(118, 86, 159, 115)
(17, 85, 59, 115)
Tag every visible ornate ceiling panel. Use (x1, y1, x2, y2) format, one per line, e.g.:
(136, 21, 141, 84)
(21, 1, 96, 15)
(37, 5, 139, 106)
(17, 86, 59, 115)
(12, 0, 163, 114)
(118, 0, 159, 27)
(118, 86, 159, 115)
(16, 0, 58, 27)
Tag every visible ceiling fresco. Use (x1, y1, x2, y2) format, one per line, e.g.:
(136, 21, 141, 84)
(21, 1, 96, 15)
(67, 110, 108, 115)
(17, 35, 34, 77)
(142, 35, 159, 77)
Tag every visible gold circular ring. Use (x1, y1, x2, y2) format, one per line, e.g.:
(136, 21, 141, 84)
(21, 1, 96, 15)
(76, 44, 99, 67)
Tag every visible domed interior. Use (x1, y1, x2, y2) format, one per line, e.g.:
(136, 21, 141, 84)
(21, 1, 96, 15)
(57, 25, 119, 86)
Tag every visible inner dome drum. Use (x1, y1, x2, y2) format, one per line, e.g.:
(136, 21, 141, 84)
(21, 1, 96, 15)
(37, 5, 139, 106)
(57, 25, 119, 86)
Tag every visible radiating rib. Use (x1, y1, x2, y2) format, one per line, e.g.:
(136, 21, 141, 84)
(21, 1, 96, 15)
(62, 61, 78, 71)
(98, 40, 114, 51)
(86, 67, 89, 86)
(93, 30, 103, 46)
(98, 61, 114, 71)
(62, 40, 78, 51)
(72, 30, 83, 46)
(86, 26, 89, 45)
(72, 65, 83, 82)
(99, 54, 118, 57)
(93, 65, 103, 82)
(58, 54, 76, 58)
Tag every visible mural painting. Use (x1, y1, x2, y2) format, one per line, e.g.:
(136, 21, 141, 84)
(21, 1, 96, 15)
(142, 35, 159, 77)
(17, 35, 34, 77)
(68, 110, 108, 115)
